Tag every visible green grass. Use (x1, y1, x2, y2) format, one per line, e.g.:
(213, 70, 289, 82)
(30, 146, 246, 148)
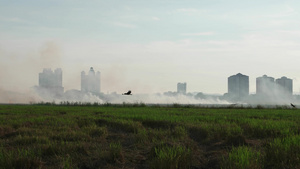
(109, 142, 123, 163)
(265, 135, 300, 168)
(150, 143, 191, 169)
(0, 104, 300, 168)
(0, 148, 43, 169)
(222, 146, 262, 169)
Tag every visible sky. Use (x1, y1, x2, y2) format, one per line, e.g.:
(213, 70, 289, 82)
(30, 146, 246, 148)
(1, 0, 300, 95)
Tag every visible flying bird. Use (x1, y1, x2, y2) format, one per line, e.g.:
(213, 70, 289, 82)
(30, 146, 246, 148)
(122, 90, 132, 95)
(290, 103, 296, 108)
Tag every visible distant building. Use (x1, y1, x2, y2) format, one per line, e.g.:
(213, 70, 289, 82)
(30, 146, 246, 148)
(38, 68, 64, 96)
(81, 67, 100, 94)
(177, 82, 186, 94)
(256, 75, 275, 95)
(228, 73, 249, 99)
(276, 76, 293, 95)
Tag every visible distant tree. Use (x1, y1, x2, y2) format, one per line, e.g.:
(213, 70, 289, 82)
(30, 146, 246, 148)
(195, 92, 207, 99)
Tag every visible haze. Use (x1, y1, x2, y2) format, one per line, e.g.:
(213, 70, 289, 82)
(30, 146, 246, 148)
(1, 0, 300, 103)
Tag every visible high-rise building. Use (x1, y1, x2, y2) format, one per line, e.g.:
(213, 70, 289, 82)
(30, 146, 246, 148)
(276, 76, 293, 95)
(38, 68, 64, 96)
(256, 75, 275, 95)
(177, 82, 186, 94)
(228, 73, 249, 99)
(81, 67, 100, 94)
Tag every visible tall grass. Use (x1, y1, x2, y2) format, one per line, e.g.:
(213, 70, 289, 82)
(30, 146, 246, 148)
(1, 105, 300, 168)
(109, 142, 123, 163)
(150, 144, 191, 169)
(222, 146, 262, 169)
(0, 148, 43, 169)
(265, 135, 300, 168)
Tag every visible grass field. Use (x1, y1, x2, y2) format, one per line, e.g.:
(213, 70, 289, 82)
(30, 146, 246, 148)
(0, 104, 299, 169)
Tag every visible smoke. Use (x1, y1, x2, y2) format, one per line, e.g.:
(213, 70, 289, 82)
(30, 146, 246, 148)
(101, 64, 128, 93)
(1, 39, 300, 106)
(30, 82, 232, 105)
(228, 76, 298, 105)
(103, 93, 230, 104)
(244, 81, 296, 105)
(0, 88, 42, 104)
(0, 41, 62, 103)
(39, 41, 62, 68)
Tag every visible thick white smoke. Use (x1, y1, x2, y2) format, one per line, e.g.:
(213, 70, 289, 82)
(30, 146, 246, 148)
(0, 88, 42, 104)
(103, 93, 231, 104)
(0, 41, 62, 103)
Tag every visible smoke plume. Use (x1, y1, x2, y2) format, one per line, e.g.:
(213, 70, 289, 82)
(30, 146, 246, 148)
(0, 41, 62, 103)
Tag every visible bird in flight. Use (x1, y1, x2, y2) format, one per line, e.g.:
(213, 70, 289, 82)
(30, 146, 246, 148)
(291, 103, 296, 108)
(122, 90, 132, 95)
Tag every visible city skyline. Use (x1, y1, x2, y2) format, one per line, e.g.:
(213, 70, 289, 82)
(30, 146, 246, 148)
(1, 1, 300, 96)
(3, 65, 299, 104)
(36, 68, 296, 96)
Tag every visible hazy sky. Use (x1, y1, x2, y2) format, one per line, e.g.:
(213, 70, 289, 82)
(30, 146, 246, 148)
(1, 0, 300, 94)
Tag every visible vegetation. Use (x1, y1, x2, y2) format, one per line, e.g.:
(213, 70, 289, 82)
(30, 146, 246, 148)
(0, 104, 299, 168)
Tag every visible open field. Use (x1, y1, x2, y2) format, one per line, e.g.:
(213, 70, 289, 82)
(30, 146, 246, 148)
(0, 104, 299, 169)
